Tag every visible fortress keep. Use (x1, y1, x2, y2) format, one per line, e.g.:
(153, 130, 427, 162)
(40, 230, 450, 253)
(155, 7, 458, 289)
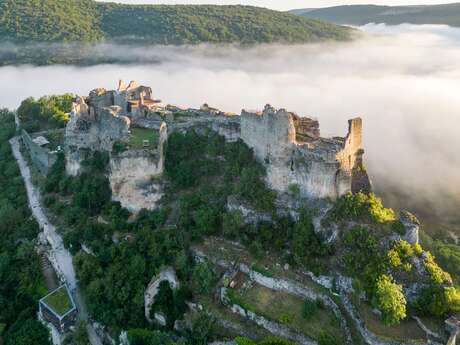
(64, 81, 371, 211)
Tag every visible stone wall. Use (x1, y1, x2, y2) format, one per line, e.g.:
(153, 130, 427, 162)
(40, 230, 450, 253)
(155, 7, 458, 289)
(144, 266, 179, 323)
(65, 102, 131, 176)
(22, 129, 57, 174)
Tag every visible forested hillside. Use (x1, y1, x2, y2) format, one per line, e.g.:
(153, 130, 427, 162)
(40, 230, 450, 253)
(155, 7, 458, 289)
(0, 0, 352, 46)
(97, 4, 352, 44)
(0, 0, 103, 42)
(292, 3, 460, 27)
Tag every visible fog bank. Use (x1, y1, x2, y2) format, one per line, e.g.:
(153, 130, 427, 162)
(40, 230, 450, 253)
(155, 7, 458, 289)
(1, 23, 459, 223)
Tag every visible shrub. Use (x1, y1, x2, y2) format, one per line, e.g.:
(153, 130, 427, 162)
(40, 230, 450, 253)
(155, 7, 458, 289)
(302, 299, 318, 320)
(416, 286, 460, 317)
(318, 331, 340, 345)
(279, 314, 291, 325)
(235, 337, 257, 345)
(423, 252, 452, 285)
(391, 220, 406, 235)
(373, 274, 406, 325)
(332, 192, 395, 223)
(343, 225, 380, 277)
(192, 262, 215, 295)
(222, 211, 244, 239)
(387, 249, 402, 268)
(288, 183, 300, 197)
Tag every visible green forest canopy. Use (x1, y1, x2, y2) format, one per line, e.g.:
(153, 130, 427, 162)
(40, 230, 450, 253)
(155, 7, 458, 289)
(0, 0, 353, 44)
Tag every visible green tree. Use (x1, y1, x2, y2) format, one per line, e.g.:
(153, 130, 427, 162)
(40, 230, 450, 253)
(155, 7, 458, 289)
(192, 262, 215, 295)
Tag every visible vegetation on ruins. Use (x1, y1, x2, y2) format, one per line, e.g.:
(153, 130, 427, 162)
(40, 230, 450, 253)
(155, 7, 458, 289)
(0, 109, 51, 345)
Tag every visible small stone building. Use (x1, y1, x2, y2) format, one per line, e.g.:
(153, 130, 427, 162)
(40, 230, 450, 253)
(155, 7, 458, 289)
(39, 285, 77, 333)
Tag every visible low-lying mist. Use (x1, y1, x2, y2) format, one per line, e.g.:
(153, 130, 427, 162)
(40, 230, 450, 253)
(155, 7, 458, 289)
(2, 24, 459, 225)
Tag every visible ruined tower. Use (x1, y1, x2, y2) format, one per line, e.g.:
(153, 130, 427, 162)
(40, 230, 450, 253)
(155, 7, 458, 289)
(241, 105, 371, 200)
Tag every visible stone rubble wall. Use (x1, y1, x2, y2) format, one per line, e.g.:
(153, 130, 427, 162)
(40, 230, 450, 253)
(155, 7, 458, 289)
(144, 267, 179, 323)
(225, 298, 317, 345)
(192, 248, 353, 345)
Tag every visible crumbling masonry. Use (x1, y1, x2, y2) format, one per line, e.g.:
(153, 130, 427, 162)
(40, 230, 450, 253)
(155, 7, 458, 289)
(64, 81, 371, 212)
(241, 105, 371, 199)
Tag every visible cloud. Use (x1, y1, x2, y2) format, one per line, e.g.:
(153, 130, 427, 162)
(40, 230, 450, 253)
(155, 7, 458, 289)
(1, 23, 459, 224)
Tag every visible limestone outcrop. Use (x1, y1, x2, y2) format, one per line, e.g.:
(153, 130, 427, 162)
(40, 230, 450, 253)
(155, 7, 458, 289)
(109, 123, 168, 212)
(241, 105, 371, 200)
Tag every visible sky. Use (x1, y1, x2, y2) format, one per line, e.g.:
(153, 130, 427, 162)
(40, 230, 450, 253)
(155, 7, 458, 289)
(97, 0, 460, 11)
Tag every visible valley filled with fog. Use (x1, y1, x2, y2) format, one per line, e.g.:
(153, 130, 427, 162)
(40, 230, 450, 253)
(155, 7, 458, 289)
(2, 23, 459, 225)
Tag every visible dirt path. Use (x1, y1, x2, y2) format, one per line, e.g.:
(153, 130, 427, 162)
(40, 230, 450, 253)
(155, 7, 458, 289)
(10, 136, 102, 345)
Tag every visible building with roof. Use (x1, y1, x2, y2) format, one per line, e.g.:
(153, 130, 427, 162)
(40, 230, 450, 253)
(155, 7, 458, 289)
(39, 285, 77, 333)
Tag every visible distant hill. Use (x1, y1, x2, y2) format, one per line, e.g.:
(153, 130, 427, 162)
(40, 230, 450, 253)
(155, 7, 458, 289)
(291, 3, 460, 27)
(0, 0, 352, 45)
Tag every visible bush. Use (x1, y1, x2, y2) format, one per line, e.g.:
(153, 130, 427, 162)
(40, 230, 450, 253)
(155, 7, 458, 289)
(302, 299, 318, 320)
(235, 337, 257, 345)
(318, 331, 339, 345)
(416, 286, 460, 317)
(423, 252, 452, 285)
(291, 209, 333, 271)
(373, 274, 407, 325)
(391, 220, 406, 235)
(332, 192, 395, 223)
(192, 262, 215, 295)
(279, 314, 291, 325)
(18, 94, 73, 130)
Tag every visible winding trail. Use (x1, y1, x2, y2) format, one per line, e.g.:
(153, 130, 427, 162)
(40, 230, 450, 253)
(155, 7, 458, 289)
(9, 136, 102, 345)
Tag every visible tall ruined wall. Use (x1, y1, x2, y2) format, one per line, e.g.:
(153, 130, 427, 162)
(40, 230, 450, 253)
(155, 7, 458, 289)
(241, 105, 370, 200)
(241, 105, 295, 165)
(109, 123, 168, 212)
(65, 103, 131, 176)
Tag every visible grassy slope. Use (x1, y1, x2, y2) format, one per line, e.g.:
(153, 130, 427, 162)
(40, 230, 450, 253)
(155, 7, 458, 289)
(292, 3, 460, 27)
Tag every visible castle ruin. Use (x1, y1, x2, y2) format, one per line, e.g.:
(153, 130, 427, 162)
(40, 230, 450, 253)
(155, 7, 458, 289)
(241, 105, 370, 199)
(64, 81, 371, 212)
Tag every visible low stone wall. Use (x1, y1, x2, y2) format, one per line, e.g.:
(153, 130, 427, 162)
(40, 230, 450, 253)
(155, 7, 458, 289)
(223, 295, 317, 345)
(22, 129, 57, 174)
(193, 248, 353, 344)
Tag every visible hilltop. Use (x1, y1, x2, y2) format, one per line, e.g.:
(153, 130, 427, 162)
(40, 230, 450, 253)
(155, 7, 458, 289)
(9, 82, 460, 345)
(0, 0, 352, 45)
(291, 3, 460, 27)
